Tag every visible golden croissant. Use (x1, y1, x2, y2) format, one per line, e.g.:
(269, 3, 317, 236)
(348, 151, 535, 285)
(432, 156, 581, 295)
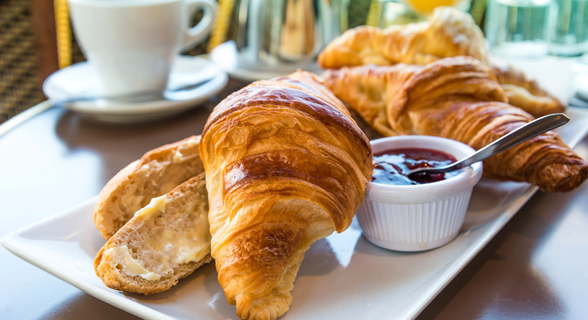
(318, 6, 564, 118)
(321, 57, 588, 192)
(490, 58, 564, 118)
(199, 72, 373, 320)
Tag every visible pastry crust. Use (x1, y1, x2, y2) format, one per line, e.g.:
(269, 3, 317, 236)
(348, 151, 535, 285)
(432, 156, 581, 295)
(321, 57, 588, 192)
(491, 58, 565, 117)
(318, 6, 564, 118)
(200, 72, 373, 320)
(318, 7, 489, 68)
(95, 173, 212, 294)
(94, 136, 204, 239)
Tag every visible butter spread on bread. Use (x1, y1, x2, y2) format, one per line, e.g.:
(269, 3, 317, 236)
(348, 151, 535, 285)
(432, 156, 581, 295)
(102, 246, 160, 281)
(133, 194, 211, 265)
(94, 173, 212, 294)
(94, 135, 205, 240)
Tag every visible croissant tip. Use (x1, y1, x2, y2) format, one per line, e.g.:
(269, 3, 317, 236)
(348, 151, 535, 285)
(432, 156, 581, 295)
(540, 162, 588, 193)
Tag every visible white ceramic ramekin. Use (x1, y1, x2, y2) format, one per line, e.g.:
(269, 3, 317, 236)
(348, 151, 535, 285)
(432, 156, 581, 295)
(358, 136, 483, 252)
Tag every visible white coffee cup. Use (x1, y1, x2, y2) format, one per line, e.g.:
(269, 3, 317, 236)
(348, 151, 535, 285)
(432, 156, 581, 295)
(68, 0, 217, 95)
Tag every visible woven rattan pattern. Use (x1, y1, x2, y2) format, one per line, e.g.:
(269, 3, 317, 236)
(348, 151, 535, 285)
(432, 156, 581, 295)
(0, 0, 43, 123)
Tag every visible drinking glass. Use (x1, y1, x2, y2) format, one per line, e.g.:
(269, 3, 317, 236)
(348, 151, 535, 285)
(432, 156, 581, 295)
(371, 0, 421, 27)
(549, 0, 588, 57)
(485, 0, 554, 58)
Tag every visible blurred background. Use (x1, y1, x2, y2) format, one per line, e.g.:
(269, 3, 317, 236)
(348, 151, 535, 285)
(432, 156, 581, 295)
(0, 0, 586, 123)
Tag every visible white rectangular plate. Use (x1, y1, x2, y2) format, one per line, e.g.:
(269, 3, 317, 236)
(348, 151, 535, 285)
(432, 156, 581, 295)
(3, 107, 588, 320)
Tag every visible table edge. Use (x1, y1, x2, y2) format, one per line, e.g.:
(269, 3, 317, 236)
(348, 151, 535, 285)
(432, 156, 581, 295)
(0, 101, 53, 138)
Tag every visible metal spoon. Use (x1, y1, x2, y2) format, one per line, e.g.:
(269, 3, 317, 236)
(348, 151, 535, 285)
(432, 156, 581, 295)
(405, 113, 570, 179)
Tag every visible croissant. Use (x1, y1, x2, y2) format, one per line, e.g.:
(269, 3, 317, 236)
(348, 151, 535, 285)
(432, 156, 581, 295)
(318, 7, 489, 68)
(490, 57, 565, 117)
(321, 57, 588, 192)
(318, 6, 564, 118)
(199, 72, 373, 320)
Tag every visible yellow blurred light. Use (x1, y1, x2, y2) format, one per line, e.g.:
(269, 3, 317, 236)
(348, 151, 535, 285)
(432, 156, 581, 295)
(404, 0, 461, 14)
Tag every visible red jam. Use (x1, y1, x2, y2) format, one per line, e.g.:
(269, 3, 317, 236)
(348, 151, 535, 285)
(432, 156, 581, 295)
(372, 148, 458, 185)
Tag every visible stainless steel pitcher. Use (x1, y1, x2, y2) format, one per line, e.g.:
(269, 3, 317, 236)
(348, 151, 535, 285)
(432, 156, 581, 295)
(228, 0, 349, 72)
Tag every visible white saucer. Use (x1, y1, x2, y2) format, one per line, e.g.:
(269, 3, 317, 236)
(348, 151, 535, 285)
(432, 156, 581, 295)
(210, 41, 322, 82)
(43, 56, 228, 123)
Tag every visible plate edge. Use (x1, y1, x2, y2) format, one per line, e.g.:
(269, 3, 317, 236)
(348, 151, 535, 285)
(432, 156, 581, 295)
(404, 107, 588, 319)
(1, 238, 177, 320)
(0, 102, 53, 138)
(404, 186, 539, 319)
(0, 195, 179, 320)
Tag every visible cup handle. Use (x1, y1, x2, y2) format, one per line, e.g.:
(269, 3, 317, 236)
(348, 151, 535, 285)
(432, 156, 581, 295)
(182, 0, 218, 51)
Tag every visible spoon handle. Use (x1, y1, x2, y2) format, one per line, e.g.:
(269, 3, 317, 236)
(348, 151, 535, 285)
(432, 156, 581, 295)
(457, 113, 570, 169)
(50, 77, 213, 105)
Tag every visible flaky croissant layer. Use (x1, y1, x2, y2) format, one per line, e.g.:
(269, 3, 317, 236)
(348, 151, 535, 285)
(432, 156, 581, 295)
(318, 6, 564, 118)
(321, 57, 588, 192)
(200, 72, 373, 320)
